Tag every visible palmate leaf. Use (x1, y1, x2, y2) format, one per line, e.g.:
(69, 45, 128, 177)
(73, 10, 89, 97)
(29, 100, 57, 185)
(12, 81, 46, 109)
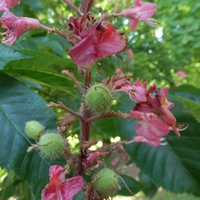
(2, 49, 79, 94)
(0, 73, 63, 200)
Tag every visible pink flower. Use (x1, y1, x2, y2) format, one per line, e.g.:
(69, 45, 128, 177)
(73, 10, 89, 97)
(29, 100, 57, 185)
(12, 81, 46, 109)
(0, 9, 40, 45)
(125, 81, 187, 146)
(116, 78, 147, 102)
(125, 49, 134, 58)
(177, 70, 187, 78)
(132, 86, 182, 137)
(130, 110, 170, 141)
(42, 165, 84, 200)
(115, 68, 122, 74)
(0, 0, 20, 12)
(117, 0, 156, 31)
(67, 15, 127, 66)
(159, 87, 174, 109)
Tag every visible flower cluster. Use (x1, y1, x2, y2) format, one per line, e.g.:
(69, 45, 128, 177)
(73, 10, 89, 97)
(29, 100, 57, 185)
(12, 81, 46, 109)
(1, 0, 156, 67)
(118, 79, 186, 146)
(67, 15, 128, 67)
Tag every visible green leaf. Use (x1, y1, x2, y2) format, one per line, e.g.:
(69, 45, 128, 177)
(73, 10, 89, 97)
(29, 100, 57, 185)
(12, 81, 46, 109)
(3, 49, 79, 93)
(113, 93, 200, 196)
(94, 118, 118, 138)
(73, 191, 85, 200)
(139, 172, 158, 198)
(0, 170, 31, 200)
(170, 85, 200, 102)
(172, 95, 200, 121)
(0, 73, 63, 200)
(117, 174, 145, 196)
(31, 35, 68, 56)
(0, 44, 31, 70)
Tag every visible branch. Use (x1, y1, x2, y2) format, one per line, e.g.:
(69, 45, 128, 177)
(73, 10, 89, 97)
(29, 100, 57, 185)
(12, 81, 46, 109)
(63, 0, 83, 16)
(62, 70, 84, 94)
(51, 27, 68, 40)
(46, 101, 83, 120)
(87, 110, 129, 123)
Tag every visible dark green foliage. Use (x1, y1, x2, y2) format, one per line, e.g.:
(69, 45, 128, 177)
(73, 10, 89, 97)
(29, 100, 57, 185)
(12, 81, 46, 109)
(0, 73, 60, 199)
(0, 0, 200, 199)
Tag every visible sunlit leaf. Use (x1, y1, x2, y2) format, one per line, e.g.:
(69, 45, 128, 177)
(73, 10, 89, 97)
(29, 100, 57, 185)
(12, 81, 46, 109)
(3, 49, 79, 94)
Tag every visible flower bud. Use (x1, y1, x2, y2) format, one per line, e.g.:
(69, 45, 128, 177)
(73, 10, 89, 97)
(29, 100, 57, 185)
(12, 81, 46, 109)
(85, 83, 113, 113)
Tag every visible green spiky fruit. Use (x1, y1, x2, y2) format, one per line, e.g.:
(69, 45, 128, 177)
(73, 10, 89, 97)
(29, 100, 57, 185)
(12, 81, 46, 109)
(93, 168, 120, 197)
(85, 83, 113, 113)
(25, 120, 44, 140)
(39, 133, 66, 159)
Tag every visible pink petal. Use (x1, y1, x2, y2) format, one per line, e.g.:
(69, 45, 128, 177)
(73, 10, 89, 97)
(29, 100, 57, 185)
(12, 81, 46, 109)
(1, 9, 40, 45)
(49, 165, 65, 181)
(0, 0, 7, 12)
(42, 165, 84, 200)
(129, 18, 139, 31)
(63, 176, 84, 200)
(96, 24, 127, 57)
(133, 135, 161, 146)
(125, 49, 134, 57)
(69, 22, 127, 66)
(134, 0, 143, 6)
(117, 78, 147, 102)
(82, 151, 109, 170)
(68, 31, 97, 66)
(0, 0, 20, 11)
(177, 70, 187, 78)
(158, 105, 176, 127)
(158, 87, 174, 109)
(6, 0, 20, 7)
(117, 0, 156, 30)
(130, 111, 170, 140)
(135, 3, 156, 20)
(115, 68, 122, 74)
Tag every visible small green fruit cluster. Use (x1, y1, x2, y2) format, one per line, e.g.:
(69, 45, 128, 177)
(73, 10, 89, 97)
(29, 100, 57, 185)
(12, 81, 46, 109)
(93, 168, 120, 197)
(38, 133, 66, 159)
(25, 120, 44, 140)
(85, 83, 113, 113)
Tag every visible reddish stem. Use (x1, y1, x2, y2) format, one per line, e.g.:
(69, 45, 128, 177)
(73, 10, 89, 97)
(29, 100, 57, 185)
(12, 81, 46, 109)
(63, 0, 83, 16)
(75, 67, 92, 175)
(81, 0, 94, 14)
